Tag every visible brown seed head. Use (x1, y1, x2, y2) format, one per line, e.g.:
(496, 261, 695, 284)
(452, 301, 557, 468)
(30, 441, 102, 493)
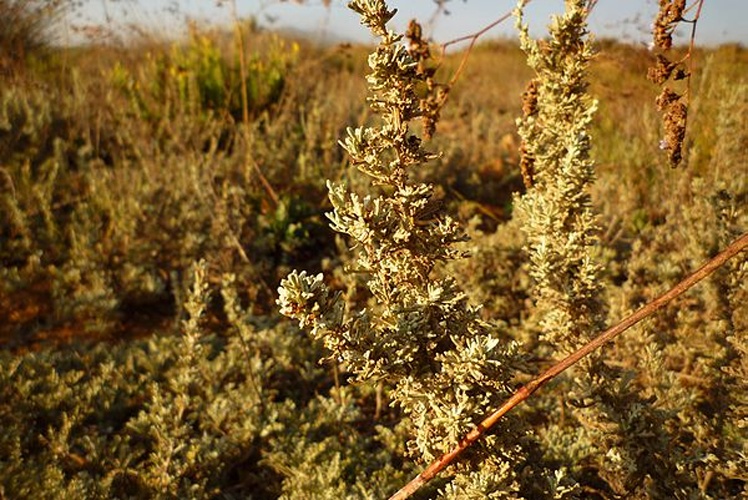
(522, 79, 539, 117)
(647, 54, 677, 85)
(653, 0, 686, 50)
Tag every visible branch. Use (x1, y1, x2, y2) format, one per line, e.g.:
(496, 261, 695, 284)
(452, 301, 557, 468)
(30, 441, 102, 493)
(683, 0, 705, 99)
(438, 0, 597, 86)
(390, 231, 748, 500)
(439, 8, 516, 87)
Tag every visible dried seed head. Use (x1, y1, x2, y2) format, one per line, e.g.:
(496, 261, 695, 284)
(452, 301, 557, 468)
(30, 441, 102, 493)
(420, 86, 449, 140)
(405, 19, 448, 140)
(653, 0, 686, 50)
(648, 1, 695, 168)
(519, 78, 540, 188)
(655, 86, 681, 110)
(656, 87, 687, 167)
(662, 100, 687, 167)
(521, 78, 539, 117)
(647, 54, 677, 85)
(519, 140, 535, 189)
(405, 19, 429, 60)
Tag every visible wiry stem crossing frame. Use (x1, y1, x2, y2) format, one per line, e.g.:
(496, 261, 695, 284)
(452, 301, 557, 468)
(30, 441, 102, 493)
(390, 231, 748, 500)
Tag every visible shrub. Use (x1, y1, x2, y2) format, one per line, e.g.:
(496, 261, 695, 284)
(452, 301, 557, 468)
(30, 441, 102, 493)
(1, 0, 746, 498)
(279, 0, 747, 497)
(109, 24, 299, 122)
(0, 0, 66, 77)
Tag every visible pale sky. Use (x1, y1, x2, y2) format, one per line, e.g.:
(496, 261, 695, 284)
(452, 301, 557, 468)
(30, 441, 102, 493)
(68, 1, 747, 47)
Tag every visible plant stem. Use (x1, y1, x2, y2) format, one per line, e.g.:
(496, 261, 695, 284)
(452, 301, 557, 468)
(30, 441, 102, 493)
(390, 231, 748, 500)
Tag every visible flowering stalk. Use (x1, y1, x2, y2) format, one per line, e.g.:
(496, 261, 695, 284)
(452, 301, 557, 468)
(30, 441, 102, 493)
(514, 2, 696, 494)
(514, 0, 605, 354)
(278, 0, 523, 494)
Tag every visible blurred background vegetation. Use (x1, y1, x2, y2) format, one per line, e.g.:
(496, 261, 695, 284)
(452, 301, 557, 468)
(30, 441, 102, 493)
(0, 0, 746, 497)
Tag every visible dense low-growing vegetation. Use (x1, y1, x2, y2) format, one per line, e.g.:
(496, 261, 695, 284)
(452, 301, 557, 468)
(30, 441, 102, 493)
(1, 1, 746, 497)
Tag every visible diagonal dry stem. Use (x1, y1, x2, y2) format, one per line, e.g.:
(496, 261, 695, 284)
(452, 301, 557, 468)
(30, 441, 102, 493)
(390, 231, 748, 500)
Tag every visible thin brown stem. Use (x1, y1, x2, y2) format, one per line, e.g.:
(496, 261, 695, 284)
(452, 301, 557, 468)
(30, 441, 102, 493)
(416, 6, 522, 141)
(389, 232, 748, 500)
(674, 0, 705, 151)
(440, 9, 516, 87)
(684, 0, 705, 99)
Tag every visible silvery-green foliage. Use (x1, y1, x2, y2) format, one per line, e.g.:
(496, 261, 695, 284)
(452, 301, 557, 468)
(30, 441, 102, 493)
(0, 266, 408, 498)
(511, 2, 748, 497)
(2, 1, 744, 498)
(512, 3, 676, 496)
(511, 1, 667, 495)
(607, 167, 748, 496)
(513, 0, 605, 354)
(279, 0, 525, 492)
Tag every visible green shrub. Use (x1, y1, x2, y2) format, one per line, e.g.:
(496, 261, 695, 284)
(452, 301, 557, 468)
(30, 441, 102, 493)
(109, 25, 298, 122)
